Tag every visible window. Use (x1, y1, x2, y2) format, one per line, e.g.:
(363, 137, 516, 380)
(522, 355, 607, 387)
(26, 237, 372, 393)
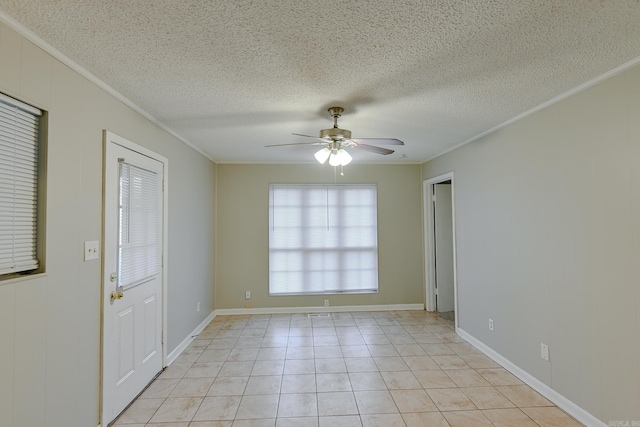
(0, 93, 43, 278)
(118, 160, 161, 289)
(269, 184, 379, 295)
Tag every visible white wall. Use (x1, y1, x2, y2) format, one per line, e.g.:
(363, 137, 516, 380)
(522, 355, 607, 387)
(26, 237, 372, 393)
(423, 62, 640, 423)
(0, 20, 217, 427)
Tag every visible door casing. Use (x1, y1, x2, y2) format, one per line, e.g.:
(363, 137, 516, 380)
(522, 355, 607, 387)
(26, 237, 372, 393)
(100, 131, 169, 426)
(423, 172, 458, 328)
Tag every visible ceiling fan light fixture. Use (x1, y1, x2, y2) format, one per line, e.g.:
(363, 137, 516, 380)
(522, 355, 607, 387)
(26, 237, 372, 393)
(328, 149, 341, 167)
(266, 106, 404, 169)
(336, 148, 352, 165)
(314, 146, 331, 164)
(327, 148, 352, 166)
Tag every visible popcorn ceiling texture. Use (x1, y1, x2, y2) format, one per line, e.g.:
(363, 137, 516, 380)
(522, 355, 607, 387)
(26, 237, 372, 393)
(1, 0, 640, 163)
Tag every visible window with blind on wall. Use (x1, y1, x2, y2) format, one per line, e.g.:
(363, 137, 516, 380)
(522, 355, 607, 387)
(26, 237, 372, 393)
(269, 184, 379, 295)
(118, 161, 161, 289)
(0, 93, 44, 278)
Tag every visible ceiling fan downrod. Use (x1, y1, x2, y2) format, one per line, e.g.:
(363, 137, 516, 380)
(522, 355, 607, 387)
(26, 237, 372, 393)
(328, 106, 344, 129)
(320, 107, 351, 140)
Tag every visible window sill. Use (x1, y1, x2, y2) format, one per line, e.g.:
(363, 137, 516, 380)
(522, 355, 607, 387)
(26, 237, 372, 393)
(0, 272, 47, 287)
(269, 290, 379, 296)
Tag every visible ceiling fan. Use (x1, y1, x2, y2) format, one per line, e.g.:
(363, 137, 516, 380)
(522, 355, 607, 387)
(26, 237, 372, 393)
(265, 106, 404, 167)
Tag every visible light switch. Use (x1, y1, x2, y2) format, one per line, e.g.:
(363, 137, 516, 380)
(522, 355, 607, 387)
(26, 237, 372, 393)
(84, 240, 100, 261)
(541, 343, 549, 362)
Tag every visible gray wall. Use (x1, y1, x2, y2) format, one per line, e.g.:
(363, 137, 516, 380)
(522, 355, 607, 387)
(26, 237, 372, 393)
(215, 163, 424, 309)
(423, 62, 640, 423)
(0, 21, 217, 427)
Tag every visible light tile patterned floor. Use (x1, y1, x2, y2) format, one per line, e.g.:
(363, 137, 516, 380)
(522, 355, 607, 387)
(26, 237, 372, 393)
(113, 310, 584, 426)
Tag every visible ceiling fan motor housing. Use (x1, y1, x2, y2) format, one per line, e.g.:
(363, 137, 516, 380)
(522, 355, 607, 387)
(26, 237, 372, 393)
(320, 127, 351, 140)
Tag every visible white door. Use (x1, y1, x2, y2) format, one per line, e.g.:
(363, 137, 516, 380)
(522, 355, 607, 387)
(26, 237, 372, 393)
(434, 183, 455, 312)
(102, 132, 165, 426)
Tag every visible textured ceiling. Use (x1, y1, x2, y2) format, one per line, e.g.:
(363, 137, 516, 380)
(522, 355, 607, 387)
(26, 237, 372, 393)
(1, 1, 640, 164)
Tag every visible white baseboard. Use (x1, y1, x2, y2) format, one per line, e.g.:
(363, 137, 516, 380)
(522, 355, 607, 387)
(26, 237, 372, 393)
(166, 310, 217, 366)
(214, 303, 424, 316)
(456, 328, 606, 427)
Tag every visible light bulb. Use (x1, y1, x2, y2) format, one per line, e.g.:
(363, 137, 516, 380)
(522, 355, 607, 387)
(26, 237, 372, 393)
(329, 151, 341, 166)
(314, 147, 330, 164)
(337, 149, 352, 165)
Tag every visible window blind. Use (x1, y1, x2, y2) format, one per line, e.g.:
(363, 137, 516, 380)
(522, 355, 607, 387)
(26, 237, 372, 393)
(118, 161, 161, 289)
(269, 184, 379, 295)
(0, 94, 41, 276)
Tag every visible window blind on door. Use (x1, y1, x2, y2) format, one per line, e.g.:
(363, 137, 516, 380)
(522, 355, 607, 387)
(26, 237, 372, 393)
(0, 94, 41, 276)
(118, 161, 161, 289)
(269, 184, 379, 295)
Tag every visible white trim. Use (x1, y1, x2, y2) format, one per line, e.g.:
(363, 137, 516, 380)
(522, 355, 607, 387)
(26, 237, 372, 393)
(105, 130, 169, 165)
(103, 130, 170, 367)
(423, 54, 640, 164)
(4, 8, 640, 167)
(167, 310, 217, 365)
(0, 10, 214, 163)
(215, 161, 423, 165)
(423, 173, 458, 329)
(101, 131, 169, 427)
(0, 92, 41, 115)
(456, 328, 607, 427)
(423, 180, 435, 312)
(214, 303, 424, 316)
(0, 272, 47, 287)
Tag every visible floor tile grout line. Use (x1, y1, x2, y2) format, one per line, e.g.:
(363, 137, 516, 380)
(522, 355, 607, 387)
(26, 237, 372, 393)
(115, 311, 583, 426)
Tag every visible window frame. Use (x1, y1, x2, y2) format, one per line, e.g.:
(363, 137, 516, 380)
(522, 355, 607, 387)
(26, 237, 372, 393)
(0, 92, 46, 281)
(268, 183, 379, 296)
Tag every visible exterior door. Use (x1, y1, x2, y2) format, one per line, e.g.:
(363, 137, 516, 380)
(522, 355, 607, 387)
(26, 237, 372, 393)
(434, 183, 455, 313)
(102, 132, 165, 426)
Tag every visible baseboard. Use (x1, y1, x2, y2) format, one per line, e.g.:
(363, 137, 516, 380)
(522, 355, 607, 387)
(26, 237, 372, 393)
(456, 328, 606, 427)
(166, 310, 217, 365)
(214, 303, 424, 316)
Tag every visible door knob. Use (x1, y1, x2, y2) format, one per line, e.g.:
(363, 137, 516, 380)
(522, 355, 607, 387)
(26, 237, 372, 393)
(110, 291, 124, 302)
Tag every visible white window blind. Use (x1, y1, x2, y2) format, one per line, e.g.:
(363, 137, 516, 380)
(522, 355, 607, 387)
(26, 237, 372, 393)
(269, 184, 379, 295)
(118, 161, 161, 289)
(0, 94, 41, 276)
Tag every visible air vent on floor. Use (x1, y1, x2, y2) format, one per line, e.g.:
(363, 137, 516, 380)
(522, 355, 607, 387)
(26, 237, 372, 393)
(307, 313, 331, 318)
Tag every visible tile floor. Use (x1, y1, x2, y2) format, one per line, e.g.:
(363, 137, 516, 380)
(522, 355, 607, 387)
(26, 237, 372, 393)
(113, 310, 584, 427)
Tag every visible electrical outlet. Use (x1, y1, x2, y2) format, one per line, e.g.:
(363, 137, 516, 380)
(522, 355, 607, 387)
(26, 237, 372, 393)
(489, 319, 494, 331)
(541, 343, 549, 361)
(245, 291, 251, 300)
(324, 299, 329, 307)
(196, 301, 200, 312)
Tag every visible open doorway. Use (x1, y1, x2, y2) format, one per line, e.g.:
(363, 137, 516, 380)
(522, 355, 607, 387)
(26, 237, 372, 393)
(424, 173, 458, 329)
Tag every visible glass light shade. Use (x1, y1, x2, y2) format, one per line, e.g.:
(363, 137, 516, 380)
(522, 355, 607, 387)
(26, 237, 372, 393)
(329, 150, 341, 166)
(314, 147, 331, 164)
(336, 149, 352, 165)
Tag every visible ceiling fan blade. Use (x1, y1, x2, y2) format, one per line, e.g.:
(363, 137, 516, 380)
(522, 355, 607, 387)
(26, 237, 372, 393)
(265, 142, 326, 147)
(354, 143, 395, 155)
(351, 138, 404, 145)
(292, 133, 325, 140)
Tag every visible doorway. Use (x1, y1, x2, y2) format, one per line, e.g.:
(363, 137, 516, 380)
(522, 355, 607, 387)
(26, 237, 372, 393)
(424, 173, 458, 328)
(101, 131, 168, 426)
